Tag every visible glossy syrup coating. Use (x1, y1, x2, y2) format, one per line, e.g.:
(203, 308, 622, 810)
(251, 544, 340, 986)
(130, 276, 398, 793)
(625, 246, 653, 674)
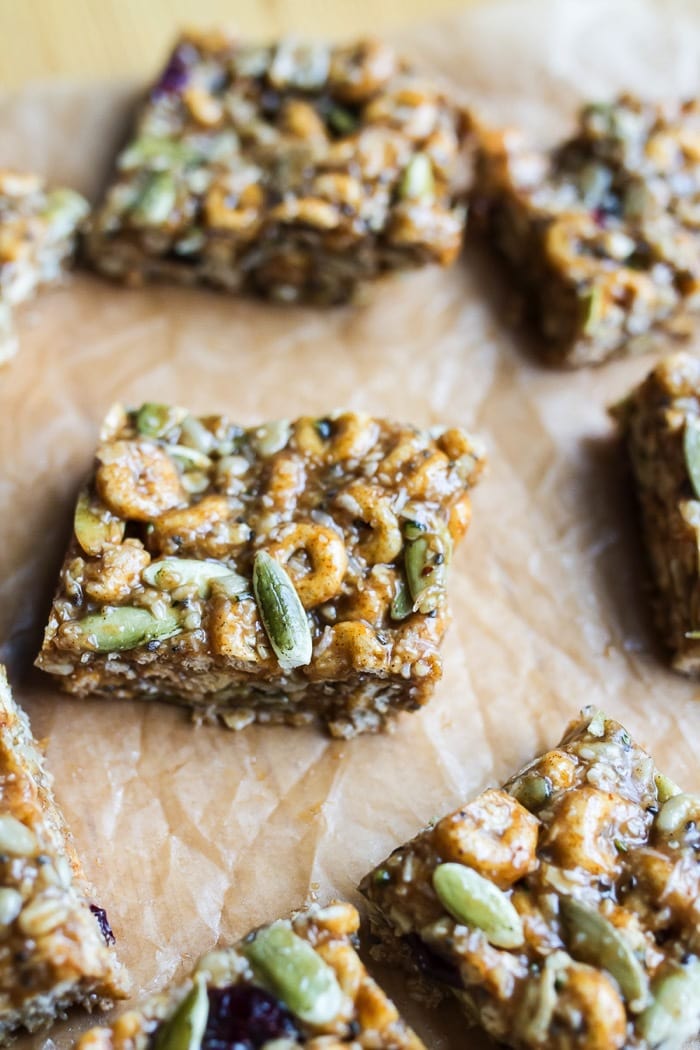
(86, 33, 472, 305)
(361, 708, 700, 1050)
(36, 403, 485, 737)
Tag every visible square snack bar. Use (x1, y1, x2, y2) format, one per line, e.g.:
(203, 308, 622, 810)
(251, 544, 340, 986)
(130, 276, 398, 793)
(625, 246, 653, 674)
(475, 95, 700, 366)
(36, 404, 485, 737)
(85, 32, 470, 305)
(75, 901, 425, 1050)
(0, 666, 126, 1039)
(360, 708, 700, 1050)
(614, 352, 700, 674)
(0, 170, 88, 363)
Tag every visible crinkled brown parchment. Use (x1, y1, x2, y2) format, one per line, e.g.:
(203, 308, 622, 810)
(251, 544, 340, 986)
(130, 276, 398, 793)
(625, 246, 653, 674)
(1, 1, 700, 1047)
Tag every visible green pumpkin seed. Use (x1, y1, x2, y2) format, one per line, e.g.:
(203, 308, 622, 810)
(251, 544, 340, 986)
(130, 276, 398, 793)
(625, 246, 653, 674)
(251, 420, 291, 458)
(119, 136, 200, 172)
(327, 106, 358, 136)
(154, 973, 209, 1050)
(136, 403, 187, 438)
(638, 960, 700, 1047)
(253, 552, 312, 671)
(390, 578, 413, 621)
(142, 558, 247, 598)
(169, 444, 212, 471)
(180, 416, 216, 455)
(243, 922, 343, 1025)
(131, 172, 177, 226)
(400, 153, 435, 202)
(683, 417, 700, 500)
(74, 489, 125, 555)
(511, 774, 553, 812)
(578, 163, 612, 208)
(654, 771, 682, 804)
(559, 898, 649, 1010)
(42, 188, 89, 240)
(586, 709, 606, 737)
(69, 607, 181, 653)
(432, 863, 524, 949)
(655, 792, 700, 836)
(580, 285, 603, 336)
(405, 526, 452, 614)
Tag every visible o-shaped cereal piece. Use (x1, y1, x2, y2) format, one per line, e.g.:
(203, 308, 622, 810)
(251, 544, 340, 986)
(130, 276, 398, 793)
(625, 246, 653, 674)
(265, 522, 348, 608)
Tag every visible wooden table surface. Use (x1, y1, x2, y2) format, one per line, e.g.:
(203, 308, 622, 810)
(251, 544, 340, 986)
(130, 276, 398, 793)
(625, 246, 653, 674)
(0, 0, 483, 88)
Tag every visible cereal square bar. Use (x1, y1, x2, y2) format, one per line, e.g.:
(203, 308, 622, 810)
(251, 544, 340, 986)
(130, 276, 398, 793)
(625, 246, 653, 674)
(613, 351, 700, 674)
(0, 666, 127, 1038)
(75, 902, 425, 1050)
(0, 170, 88, 363)
(360, 708, 700, 1050)
(475, 95, 700, 366)
(35, 404, 485, 737)
(85, 32, 470, 305)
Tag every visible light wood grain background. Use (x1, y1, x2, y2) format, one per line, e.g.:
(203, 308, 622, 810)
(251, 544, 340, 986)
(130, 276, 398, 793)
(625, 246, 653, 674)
(0, 0, 486, 88)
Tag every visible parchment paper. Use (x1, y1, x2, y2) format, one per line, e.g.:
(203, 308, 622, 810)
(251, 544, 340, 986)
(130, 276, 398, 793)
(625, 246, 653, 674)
(1, 2, 700, 1047)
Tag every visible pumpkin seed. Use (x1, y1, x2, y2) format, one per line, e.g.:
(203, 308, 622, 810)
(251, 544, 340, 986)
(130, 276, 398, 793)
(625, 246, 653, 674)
(580, 285, 603, 336)
(131, 172, 177, 226)
(586, 709, 606, 737)
(154, 973, 209, 1050)
(251, 420, 291, 458)
(390, 578, 413, 621)
(405, 526, 452, 614)
(327, 105, 357, 136)
(74, 489, 125, 555)
(243, 922, 343, 1025)
(180, 415, 216, 455)
(654, 771, 682, 804)
(136, 403, 186, 438)
(684, 417, 700, 500)
(69, 607, 181, 653)
(169, 444, 212, 471)
(638, 960, 700, 1047)
(400, 153, 435, 202)
(559, 897, 649, 1010)
(253, 552, 312, 671)
(119, 136, 199, 172)
(42, 188, 89, 240)
(142, 558, 247, 598)
(511, 774, 553, 812)
(655, 792, 700, 836)
(432, 863, 524, 949)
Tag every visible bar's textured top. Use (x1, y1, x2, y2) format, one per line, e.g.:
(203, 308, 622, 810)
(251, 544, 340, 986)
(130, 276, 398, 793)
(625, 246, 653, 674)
(36, 404, 485, 737)
(475, 95, 700, 366)
(85, 32, 471, 305)
(0, 667, 127, 1040)
(361, 708, 700, 1050)
(0, 170, 88, 363)
(75, 901, 425, 1050)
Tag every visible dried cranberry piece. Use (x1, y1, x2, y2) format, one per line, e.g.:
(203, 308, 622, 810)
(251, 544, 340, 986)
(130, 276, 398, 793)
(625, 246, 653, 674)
(202, 985, 300, 1050)
(152, 44, 196, 99)
(90, 904, 116, 946)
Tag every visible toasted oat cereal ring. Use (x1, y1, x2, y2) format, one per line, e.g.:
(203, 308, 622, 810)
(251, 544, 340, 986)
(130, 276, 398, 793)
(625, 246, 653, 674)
(265, 522, 348, 608)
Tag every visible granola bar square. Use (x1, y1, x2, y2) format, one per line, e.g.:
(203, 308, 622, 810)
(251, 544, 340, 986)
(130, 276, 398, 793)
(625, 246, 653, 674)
(35, 404, 485, 738)
(0, 666, 127, 1038)
(75, 902, 425, 1050)
(85, 33, 471, 305)
(613, 351, 700, 674)
(475, 95, 700, 366)
(0, 170, 88, 363)
(360, 708, 700, 1050)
